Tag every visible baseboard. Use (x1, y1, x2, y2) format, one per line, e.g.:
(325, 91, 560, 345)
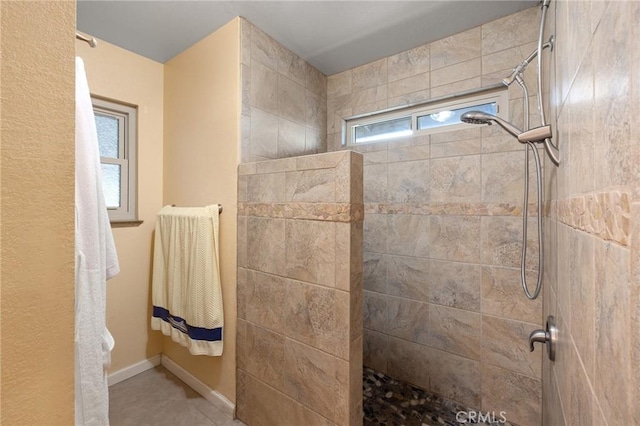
(160, 355, 235, 417)
(107, 355, 162, 387)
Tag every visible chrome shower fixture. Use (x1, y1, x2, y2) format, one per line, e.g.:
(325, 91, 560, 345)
(460, 111, 552, 143)
(502, 37, 553, 87)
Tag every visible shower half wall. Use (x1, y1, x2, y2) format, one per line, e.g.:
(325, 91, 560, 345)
(327, 6, 544, 426)
(236, 151, 364, 425)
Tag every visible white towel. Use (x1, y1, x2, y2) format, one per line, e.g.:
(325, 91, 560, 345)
(151, 205, 223, 356)
(75, 57, 120, 426)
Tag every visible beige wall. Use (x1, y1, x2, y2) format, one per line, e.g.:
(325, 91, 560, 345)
(326, 7, 543, 425)
(0, 1, 76, 424)
(543, 1, 640, 425)
(77, 39, 165, 372)
(163, 17, 241, 402)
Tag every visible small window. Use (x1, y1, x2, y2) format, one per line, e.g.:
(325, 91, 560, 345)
(92, 97, 137, 222)
(346, 89, 508, 145)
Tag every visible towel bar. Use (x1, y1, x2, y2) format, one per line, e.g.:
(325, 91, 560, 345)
(170, 204, 223, 214)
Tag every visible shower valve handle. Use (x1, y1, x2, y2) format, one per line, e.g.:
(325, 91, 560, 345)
(528, 316, 557, 361)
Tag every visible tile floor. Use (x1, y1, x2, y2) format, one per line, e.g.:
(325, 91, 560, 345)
(110, 365, 514, 426)
(109, 366, 245, 426)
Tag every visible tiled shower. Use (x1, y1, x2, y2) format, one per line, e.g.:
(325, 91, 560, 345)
(326, 7, 545, 425)
(236, 2, 640, 426)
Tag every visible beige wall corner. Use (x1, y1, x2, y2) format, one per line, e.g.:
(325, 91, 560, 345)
(1, 1, 76, 424)
(77, 38, 165, 372)
(163, 17, 241, 402)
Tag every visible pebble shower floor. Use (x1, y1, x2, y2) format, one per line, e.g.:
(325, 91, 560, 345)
(363, 368, 517, 426)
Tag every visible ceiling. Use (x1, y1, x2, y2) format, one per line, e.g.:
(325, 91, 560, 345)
(77, 0, 537, 76)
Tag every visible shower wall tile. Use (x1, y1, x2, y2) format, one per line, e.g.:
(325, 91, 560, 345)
(278, 118, 307, 158)
(387, 336, 431, 390)
(237, 216, 247, 268)
(428, 305, 481, 360)
(632, 204, 640, 426)
(306, 91, 326, 130)
(285, 168, 335, 203)
(245, 270, 287, 332)
(566, 339, 594, 426)
(481, 266, 542, 324)
(481, 316, 541, 379)
(363, 291, 387, 333)
(387, 214, 430, 258)
(352, 58, 387, 92)
(481, 6, 540, 55)
(327, 70, 352, 98)
(387, 72, 429, 98)
(250, 61, 279, 115)
(241, 64, 251, 116)
(321, 8, 546, 421)
(387, 44, 430, 82)
(247, 217, 286, 275)
(244, 322, 285, 389)
(386, 296, 429, 344)
(278, 75, 307, 125)
(363, 329, 388, 374)
(430, 77, 482, 99)
(481, 41, 538, 78)
(237, 268, 248, 320)
(386, 255, 429, 302)
(349, 337, 365, 426)
(430, 58, 481, 88)
(278, 46, 307, 87)
(429, 155, 482, 203)
(237, 151, 362, 425)
(568, 230, 595, 382)
(241, 18, 327, 163)
(363, 164, 388, 203)
(481, 216, 538, 269)
(594, 240, 630, 426)
(430, 27, 482, 71)
(387, 160, 430, 203)
(237, 319, 248, 371)
(429, 348, 481, 408)
(236, 370, 281, 426)
(306, 63, 328, 99)
(251, 24, 279, 70)
(351, 85, 388, 109)
(284, 339, 350, 424)
(387, 89, 430, 109)
(363, 214, 388, 254)
(363, 253, 387, 293)
(544, 2, 639, 422)
(429, 216, 481, 263)
(481, 151, 527, 204)
(429, 260, 481, 312)
(285, 219, 336, 287)
(247, 172, 286, 202)
(284, 280, 350, 359)
(250, 108, 279, 159)
(481, 364, 541, 426)
(430, 138, 481, 159)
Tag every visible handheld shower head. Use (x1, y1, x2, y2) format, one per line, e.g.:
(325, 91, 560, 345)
(461, 111, 552, 143)
(460, 111, 522, 138)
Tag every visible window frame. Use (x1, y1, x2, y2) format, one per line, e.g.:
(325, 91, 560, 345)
(345, 88, 509, 146)
(92, 97, 138, 222)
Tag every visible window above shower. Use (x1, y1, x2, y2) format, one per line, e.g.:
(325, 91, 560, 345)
(345, 88, 509, 146)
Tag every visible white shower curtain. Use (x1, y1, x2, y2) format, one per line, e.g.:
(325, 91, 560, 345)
(75, 57, 120, 426)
